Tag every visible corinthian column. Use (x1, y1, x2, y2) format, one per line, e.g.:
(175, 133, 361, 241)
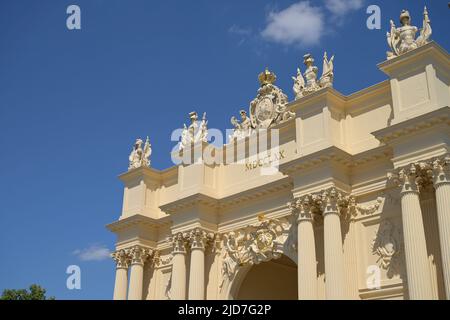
(188, 228, 211, 300)
(433, 156, 450, 299)
(320, 188, 347, 300)
(128, 245, 151, 300)
(290, 197, 317, 300)
(112, 249, 129, 300)
(170, 232, 188, 300)
(391, 165, 433, 299)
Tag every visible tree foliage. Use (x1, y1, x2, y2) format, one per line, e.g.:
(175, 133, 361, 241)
(1, 284, 55, 300)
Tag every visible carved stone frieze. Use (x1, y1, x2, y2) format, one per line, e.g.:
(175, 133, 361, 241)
(354, 197, 384, 216)
(219, 218, 290, 290)
(371, 219, 403, 279)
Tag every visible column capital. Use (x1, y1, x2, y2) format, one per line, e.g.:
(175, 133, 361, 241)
(318, 187, 353, 217)
(169, 232, 190, 254)
(288, 195, 319, 223)
(188, 227, 214, 250)
(111, 249, 130, 269)
(290, 188, 354, 220)
(127, 245, 154, 266)
(388, 159, 444, 194)
(433, 155, 450, 188)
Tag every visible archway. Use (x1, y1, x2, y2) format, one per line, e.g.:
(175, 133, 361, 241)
(235, 255, 297, 300)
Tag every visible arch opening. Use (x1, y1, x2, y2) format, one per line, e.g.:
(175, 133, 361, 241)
(235, 255, 297, 300)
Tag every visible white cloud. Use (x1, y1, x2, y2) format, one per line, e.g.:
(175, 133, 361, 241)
(324, 0, 364, 16)
(73, 244, 111, 261)
(261, 1, 324, 47)
(259, 0, 364, 47)
(229, 25, 252, 37)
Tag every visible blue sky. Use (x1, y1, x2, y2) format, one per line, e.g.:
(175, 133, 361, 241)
(0, 0, 448, 300)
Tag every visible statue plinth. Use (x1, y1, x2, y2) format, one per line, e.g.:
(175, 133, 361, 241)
(172, 141, 211, 166)
(378, 41, 450, 125)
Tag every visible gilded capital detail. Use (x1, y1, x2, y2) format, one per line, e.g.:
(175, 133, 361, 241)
(389, 156, 450, 194)
(128, 245, 153, 265)
(288, 195, 320, 223)
(189, 228, 214, 250)
(433, 155, 450, 188)
(111, 249, 130, 269)
(169, 232, 190, 254)
(111, 245, 155, 268)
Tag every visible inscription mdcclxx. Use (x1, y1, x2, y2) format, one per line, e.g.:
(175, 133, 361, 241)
(245, 150, 286, 171)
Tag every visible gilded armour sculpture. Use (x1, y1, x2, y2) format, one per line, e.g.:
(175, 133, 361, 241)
(386, 7, 432, 60)
(128, 136, 151, 170)
(179, 111, 208, 150)
(293, 52, 334, 100)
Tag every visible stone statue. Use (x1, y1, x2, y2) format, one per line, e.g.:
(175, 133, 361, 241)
(230, 110, 254, 140)
(219, 231, 242, 289)
(386, 7, 432, 60)
(293, 53, 335, 100)
(128, 136, 151, 170)
(319, 52, 334, 88)
(179, 111, 208, 150)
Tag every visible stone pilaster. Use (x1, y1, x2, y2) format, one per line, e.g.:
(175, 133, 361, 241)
(188, 228, 213, 300)
(127, 245, 152, 300)
(433, 156, 450, 299)
(289, 196, 318, 300)
(389, 164, 433, 299)
(170, 232, 189, 300)
(112, 249, 130, 300)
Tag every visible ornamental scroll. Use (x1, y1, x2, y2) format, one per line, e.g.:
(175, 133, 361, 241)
(219, 218, 292, 291)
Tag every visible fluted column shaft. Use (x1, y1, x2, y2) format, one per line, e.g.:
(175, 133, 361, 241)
(112, 249, 129, 300)
(323, 207, 346, 299)
(399, 175, 433, 299)
(113, 267, 128, 300)
(188, 228, 210, 300)
(128, 263, 144, 300)
(128, 246, 150, 300)
(293, 198, 317, 300)
(189, 248, 205, 299)
(434, 160, 450, 299)
(171, 233, 188, 300)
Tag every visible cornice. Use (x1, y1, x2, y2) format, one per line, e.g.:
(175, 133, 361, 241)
(288, 87, 346, 114)
(159, 177, 292, 215)
(377, 41, 450, 76)
(279, 145, 392, 176)
(279, 146, 352, 175)
(219, 177, 292, 209)
(372, 107, 450, 145)
(159, 193, 219, 215)
(346, 80, 390, 103)
(106, 214, 171, 233)
(118, 165, 178, 184)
